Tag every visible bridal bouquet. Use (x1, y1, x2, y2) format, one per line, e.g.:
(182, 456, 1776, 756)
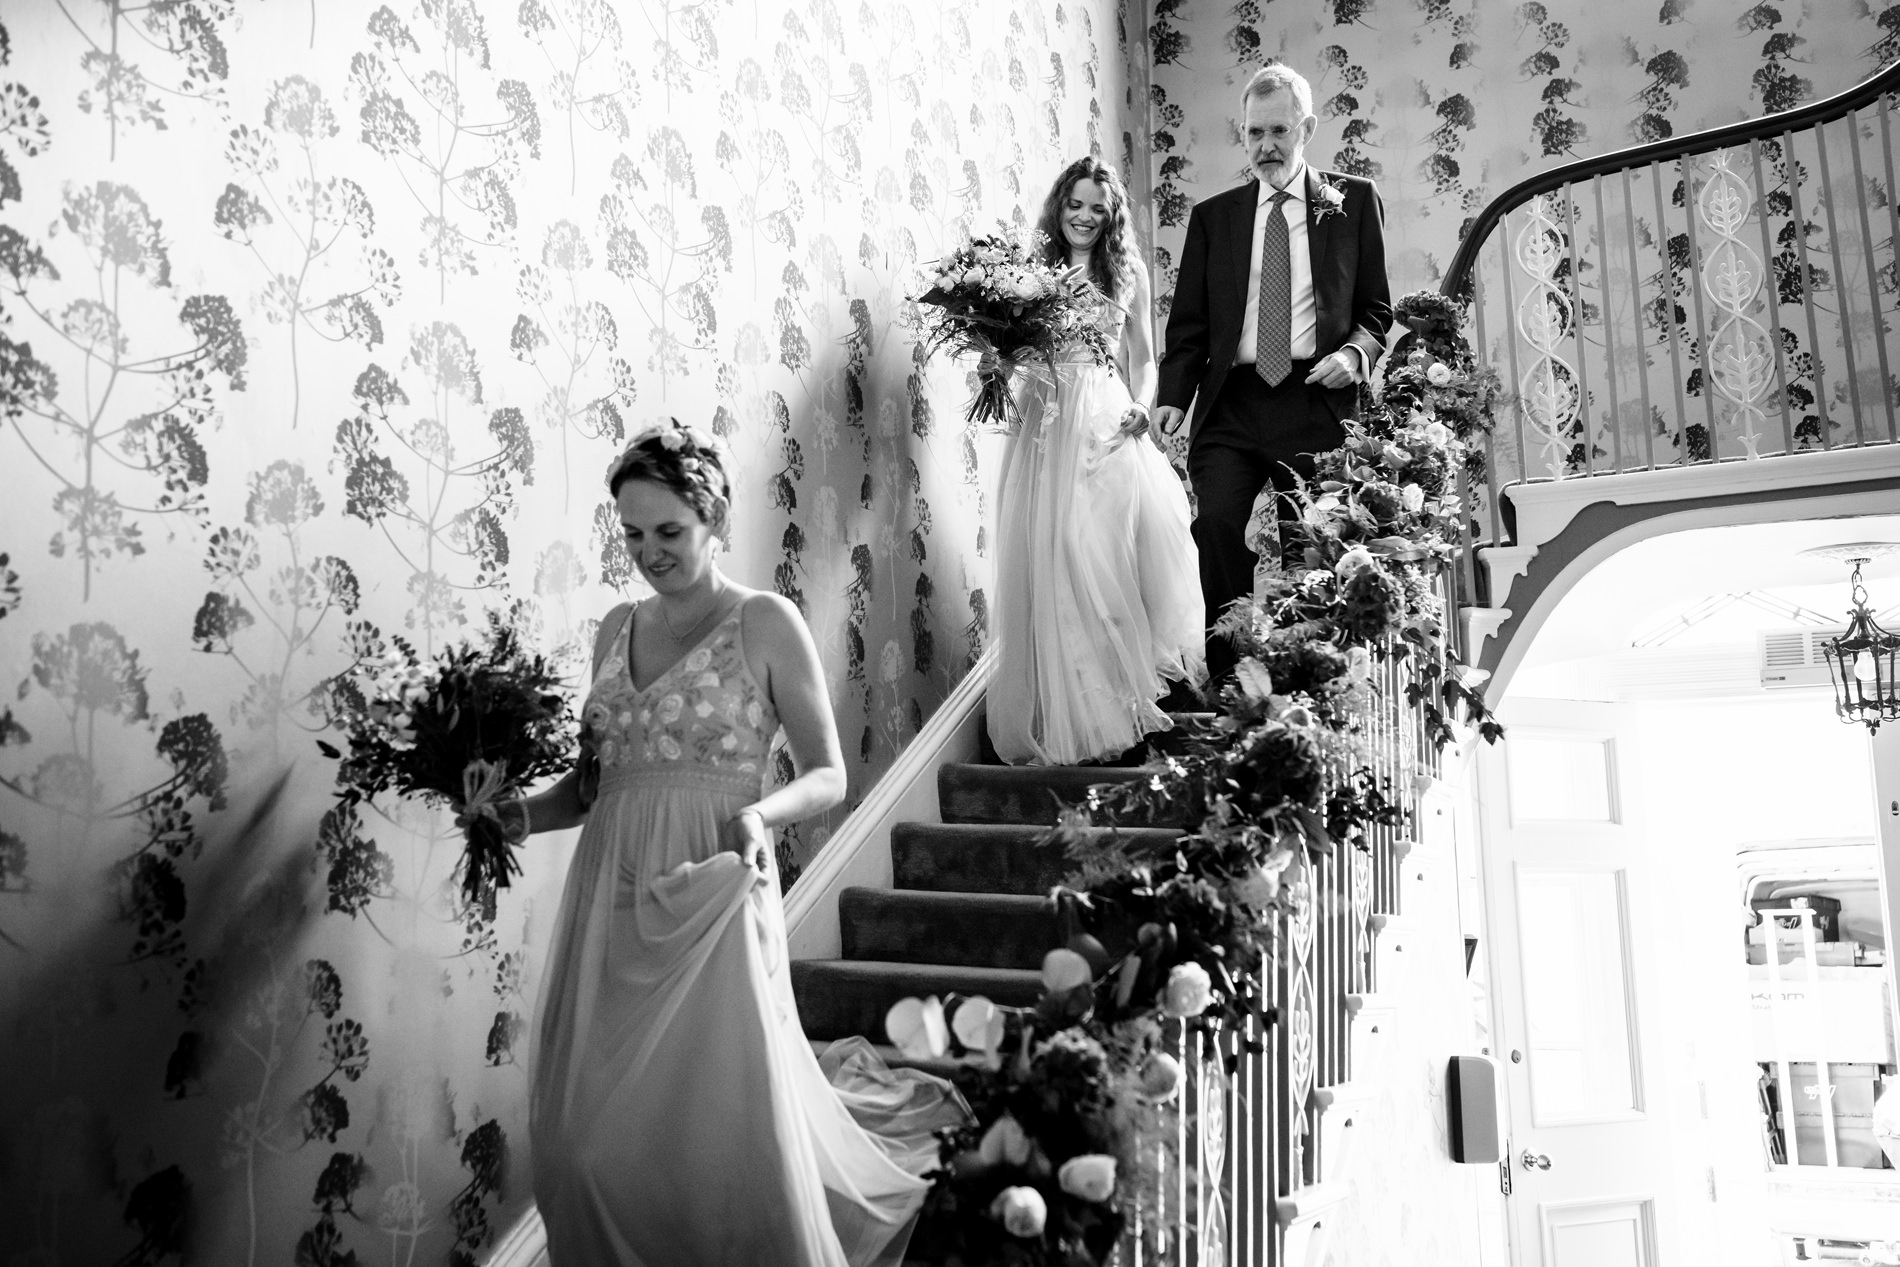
(912, 223, 1111, 429)
(320, 607, 576, 910)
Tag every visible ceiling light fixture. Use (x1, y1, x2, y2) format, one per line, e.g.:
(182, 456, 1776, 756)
(1804, 543, 1900, 732)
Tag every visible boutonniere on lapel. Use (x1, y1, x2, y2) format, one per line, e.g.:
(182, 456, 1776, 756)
(1311, 174, 1347, 225)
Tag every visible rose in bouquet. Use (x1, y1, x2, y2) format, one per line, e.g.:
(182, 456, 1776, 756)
(319, 605, 576, 912)
(882, 978, 1168, 1266)
(911, 222, 1112, 430)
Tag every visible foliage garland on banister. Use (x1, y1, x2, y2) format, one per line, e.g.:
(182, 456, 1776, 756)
(889, 292, 1504, 1267)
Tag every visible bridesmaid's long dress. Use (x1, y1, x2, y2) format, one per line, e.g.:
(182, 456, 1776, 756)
(532, 602, 966, 1265)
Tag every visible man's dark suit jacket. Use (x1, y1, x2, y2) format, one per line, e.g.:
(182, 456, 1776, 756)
(1157, 167, 1394, 440)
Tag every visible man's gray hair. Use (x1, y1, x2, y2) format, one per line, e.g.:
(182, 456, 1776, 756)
(1240, 63, 1313, 119)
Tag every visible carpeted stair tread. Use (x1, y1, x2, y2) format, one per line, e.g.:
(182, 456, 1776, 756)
(792, 960, 1043, 1041)
(840, 887, 1060, 969)
(891, 821, 1183, 895)
(936, 763, 1189, 828)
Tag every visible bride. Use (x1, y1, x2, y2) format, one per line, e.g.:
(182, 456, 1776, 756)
(987, 157, 1205, 766)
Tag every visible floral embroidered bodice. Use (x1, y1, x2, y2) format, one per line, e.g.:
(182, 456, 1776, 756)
(580, 603, 777, 786)
(1054, 283, 1127, 365)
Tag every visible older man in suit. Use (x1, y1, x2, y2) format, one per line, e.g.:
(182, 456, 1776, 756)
(1154, 63, 1393, 687)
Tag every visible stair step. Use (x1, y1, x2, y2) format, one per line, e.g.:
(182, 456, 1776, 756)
(1147, 711, 1218, 756)
(807, 1038, 968, 1082)
(937, 763, 1188, 828)
(791, 960, 1043, 1042)
(890, 821, 1183, 895)
(840, 887, 1060, 969)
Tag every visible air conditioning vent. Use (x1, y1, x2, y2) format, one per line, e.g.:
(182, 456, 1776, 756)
(1759, 627, 1847, 689)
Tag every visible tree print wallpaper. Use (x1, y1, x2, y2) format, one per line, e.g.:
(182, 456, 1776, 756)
(4, 0, 1896, 1262)
(1145, 1, 1900, 309)
(0, 2, 1152, 1262)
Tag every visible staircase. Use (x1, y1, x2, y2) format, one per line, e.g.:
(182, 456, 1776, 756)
(1439, 60, 1900, 683)
(788, 689, 1441, 1266)
(790, 727, 1187, 1070)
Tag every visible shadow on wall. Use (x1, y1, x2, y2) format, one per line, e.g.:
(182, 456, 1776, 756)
(0, 765, 522, 1264)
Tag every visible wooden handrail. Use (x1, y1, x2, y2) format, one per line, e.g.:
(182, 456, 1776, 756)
(1442, 60, 1900, 301)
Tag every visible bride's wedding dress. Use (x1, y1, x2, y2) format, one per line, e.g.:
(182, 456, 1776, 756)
(532, 603, 966, 1265)
(987, 287, 1205, 766)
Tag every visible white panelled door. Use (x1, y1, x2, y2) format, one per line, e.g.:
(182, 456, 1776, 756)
(1479, 697, 1679, 1267)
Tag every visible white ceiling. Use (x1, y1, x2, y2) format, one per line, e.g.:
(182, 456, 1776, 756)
(1511, 512, 1900, 697)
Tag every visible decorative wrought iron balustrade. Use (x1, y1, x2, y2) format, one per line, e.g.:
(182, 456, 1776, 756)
(1441, 61, 1900, 559)
(1130, 638, 1441, 1266)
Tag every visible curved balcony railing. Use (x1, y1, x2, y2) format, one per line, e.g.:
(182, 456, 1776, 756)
(1440, 61, 1900, 581)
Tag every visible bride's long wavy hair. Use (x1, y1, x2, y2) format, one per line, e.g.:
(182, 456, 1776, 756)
(1034, 156, 1140, 302)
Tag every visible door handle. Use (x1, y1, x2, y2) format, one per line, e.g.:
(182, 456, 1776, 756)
(1520, 1149, 1553, 1171)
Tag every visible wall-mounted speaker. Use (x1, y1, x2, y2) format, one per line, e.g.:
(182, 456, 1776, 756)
(1447, 1054, 1500, 1163)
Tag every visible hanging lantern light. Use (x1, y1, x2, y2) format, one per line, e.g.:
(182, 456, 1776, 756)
(1820, 556, 1900, 732)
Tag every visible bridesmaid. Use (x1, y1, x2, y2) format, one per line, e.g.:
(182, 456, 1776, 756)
(485, 420, 965, 1265)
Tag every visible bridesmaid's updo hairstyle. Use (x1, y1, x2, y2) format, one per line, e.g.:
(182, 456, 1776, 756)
(1035, 155, 1139, 302)
(606, 419, 732, 524)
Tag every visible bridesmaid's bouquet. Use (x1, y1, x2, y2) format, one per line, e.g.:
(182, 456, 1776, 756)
(911, 223, 1111, 429)
(320, 607, 576, 911)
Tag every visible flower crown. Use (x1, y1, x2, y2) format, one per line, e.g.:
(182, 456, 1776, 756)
(607, 418, 729, 503)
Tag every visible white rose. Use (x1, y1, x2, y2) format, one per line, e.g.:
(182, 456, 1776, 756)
(1281, 703, 1315, 728)
(1426, 361, 1454, 386)
(961, 266, 986, 286)
(1400, 484, 1425, 513)
(1162, 962, 1214, 1018)
(1040, 947, 1093, 993)
(658, 694, 684, 722)
(1425, 421, 1451, 447)
(1335, 546, 1375, 580)
(1347, 644, 1374, 682)
(684, 648, 712, 672)
(1231, 865, 1280, 909)
(1057, 1154, 1117, 1203)
(978, 1113, 1033, 1167)
(656, 734, 682, 760)
(1137, 1051, 1184, 1102)
(990, 1186, 1047, 1238)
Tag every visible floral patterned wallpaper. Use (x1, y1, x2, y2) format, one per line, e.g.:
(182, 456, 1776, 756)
(0, 2, 1151, 1262)
(1145, 0, 1900, 310)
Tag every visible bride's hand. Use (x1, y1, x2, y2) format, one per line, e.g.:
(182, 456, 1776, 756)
(1057, 263, 1090, 292)
(720, 807, 771, 875)
(1116, 405, 1150, 440)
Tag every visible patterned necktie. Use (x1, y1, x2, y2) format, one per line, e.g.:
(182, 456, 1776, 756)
(1255, 189, 1293, 387)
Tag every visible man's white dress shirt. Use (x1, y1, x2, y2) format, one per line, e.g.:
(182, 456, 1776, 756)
(1236, 165, 1316, 367)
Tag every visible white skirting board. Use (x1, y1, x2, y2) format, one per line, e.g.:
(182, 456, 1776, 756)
(783, 646, 995, 959)
(484, 649, 997, 1267)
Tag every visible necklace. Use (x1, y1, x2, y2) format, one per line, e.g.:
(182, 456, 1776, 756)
(658, 587, 726, 644)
